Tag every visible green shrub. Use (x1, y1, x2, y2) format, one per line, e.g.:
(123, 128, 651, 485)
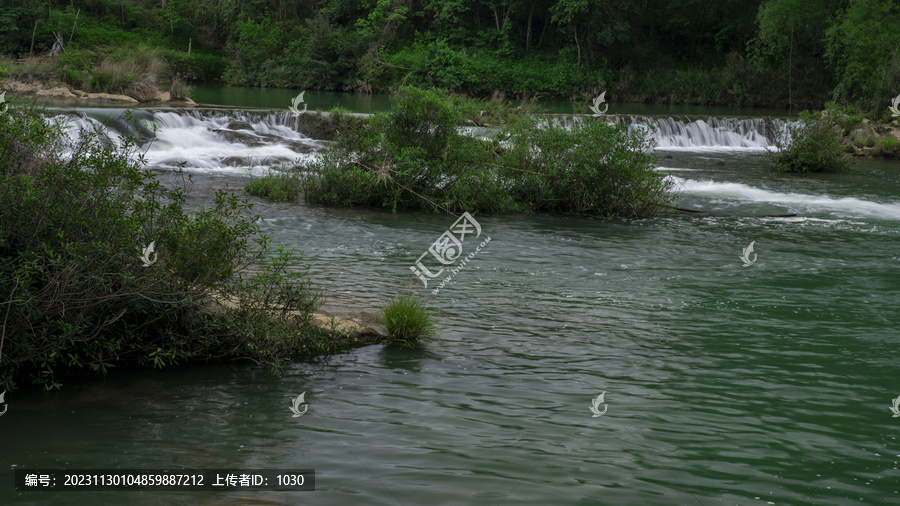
(853, 134, 877, 148)
(380, 292, 441, 347)
(294, 13, 366, 90)
(497, 116, 671, 217)
(245, 169, 303, 201)
(770, 111, 850, 173)
(383, 44, 601, 98)
(872, 137, 900, 157)
(380, 86, 458, 157)
(0, 105, 324, 391)
(303, 87, 672, 217)
(167, 51, 228, 83)
(55, 45, 175, 96)
(825, 0, 900, 111)
(824, 102, 866, 134)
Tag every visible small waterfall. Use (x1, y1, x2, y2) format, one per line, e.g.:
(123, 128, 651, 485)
(623, 116, 791, 150)
(56, 109, 326, 174)
(55, 108, 797, 176)
(542, 114, 793, 151)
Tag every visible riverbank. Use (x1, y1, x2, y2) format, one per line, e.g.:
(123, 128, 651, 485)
(0, 98, 392, 393)
(839, 117, 900, 158)
(203, 288, 385, 342)
(2, 76, 196, 106)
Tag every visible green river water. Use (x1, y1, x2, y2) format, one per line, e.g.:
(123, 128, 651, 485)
(1, 90, 899, 505)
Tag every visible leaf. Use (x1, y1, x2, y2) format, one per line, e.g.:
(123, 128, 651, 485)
(0, 391, 5, 403)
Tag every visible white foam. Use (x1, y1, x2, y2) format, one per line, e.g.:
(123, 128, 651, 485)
(671, 176, 900, 220)
(58, 110, 321, 174)
(632, 117, 791, 152)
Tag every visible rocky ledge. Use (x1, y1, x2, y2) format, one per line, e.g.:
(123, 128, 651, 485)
(203, 290, 386, 342)
(840, 118, 900, 158)
(2, 78, 197, 106)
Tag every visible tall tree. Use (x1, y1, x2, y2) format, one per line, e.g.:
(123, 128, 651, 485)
(550, 0, 591, 65)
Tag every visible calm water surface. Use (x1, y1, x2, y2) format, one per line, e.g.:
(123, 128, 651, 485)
(189, 85, 797, 117)
(1, 95, 898, 505)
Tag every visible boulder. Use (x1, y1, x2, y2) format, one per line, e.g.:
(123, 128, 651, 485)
(85, 92, 139, 103)
(2, 80, 42, 94)
(226, 120, 254, 131)
(36, 86, 76, 98)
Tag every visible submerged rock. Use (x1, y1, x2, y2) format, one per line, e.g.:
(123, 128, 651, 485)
(226, 120, 255, 131)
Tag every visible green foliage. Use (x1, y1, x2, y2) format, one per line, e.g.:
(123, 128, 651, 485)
(52, 45, 189, 97)
(872, 137, 900, 157)
(497, 116, 671, 217)
(302, 87, 673, 217)
(825, 0, 900, 111)
(770, 111, 851, 172)
(626, 67, 726, 105)
(167, 51, 228, 83)
(825, 102, 865, 134)
(1, 0, 896, 112)
(755, 0, 841, 56)
(380, 291, 441, 347)
(0, 104, 325, 391)
(0, 2, 39, 56)
(223, 18, 292, 87)
(381, 86, 457, 157)
(294, 12, 367, 90)
(384, 43, 602, 98)
(853, 133, 877, 148)
(245, 169, 303, 202)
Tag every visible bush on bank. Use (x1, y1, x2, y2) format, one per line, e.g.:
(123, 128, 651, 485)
(0, 102, 336, 392)
(301, 87, 674, 218)
(770, 110, 851, 173)
(245, 169, 303, 202)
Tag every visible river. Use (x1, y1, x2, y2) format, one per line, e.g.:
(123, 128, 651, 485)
(2, 91, 899, 505)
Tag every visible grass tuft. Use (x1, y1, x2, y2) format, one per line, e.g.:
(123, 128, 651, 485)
(245, 169, 303, 201)
(380, 291, 441, 347)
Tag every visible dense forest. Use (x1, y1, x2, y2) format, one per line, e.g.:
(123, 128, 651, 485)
(1, 0, 899, 111)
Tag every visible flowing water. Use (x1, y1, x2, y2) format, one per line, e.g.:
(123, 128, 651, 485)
(3, 98, 900, 505)
(188, 86, 796, 117)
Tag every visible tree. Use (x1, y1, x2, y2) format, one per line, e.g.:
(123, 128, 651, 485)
(550, 0, 591, 65)
(753, 0, 845, 109)
(825, 0, 900, 110)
